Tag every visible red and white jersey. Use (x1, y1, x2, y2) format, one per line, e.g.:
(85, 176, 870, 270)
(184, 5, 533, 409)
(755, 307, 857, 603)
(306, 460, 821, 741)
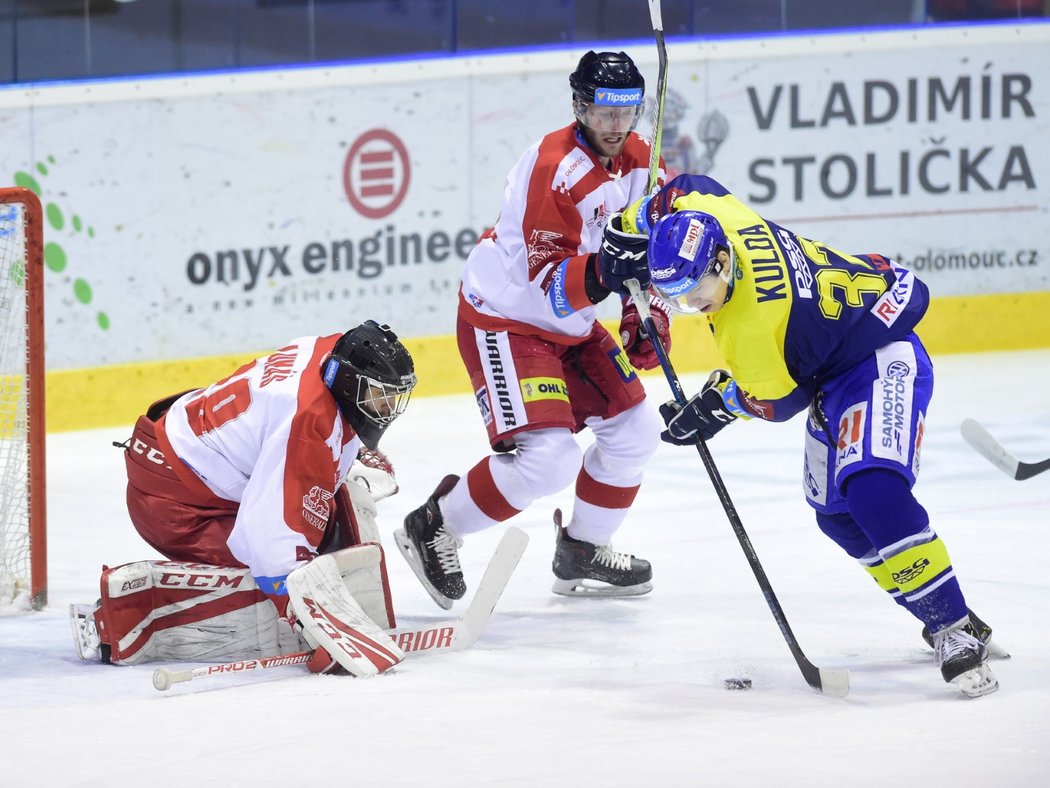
(161, 334, 359, 585)
(459, 123, 663, 344)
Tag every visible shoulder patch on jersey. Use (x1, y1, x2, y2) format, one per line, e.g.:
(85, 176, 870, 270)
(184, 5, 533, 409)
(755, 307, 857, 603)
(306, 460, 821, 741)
(553, 148, 594, 194)
(527, 229, 565, 272)
(302, 485, 334, 532)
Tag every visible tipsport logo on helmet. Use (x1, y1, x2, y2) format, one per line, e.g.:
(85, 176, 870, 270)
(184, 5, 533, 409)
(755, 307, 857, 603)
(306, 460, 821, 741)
(593, 88, 643, 106)
(652, 270, 697, 298)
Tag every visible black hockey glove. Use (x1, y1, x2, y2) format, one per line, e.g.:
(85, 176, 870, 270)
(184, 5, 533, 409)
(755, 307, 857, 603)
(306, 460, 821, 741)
(659, 370, 738, 445)
(597, 213, 650, 295)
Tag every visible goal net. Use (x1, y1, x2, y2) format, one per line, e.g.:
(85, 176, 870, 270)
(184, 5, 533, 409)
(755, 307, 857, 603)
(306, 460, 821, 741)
(0, 187, 46, 612)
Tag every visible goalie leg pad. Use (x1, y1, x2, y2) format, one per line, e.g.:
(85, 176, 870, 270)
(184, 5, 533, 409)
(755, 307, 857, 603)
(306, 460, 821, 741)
(317, 484, 396, 628)
(344, 478, 381, 545)
(286, 546, 404, 677)
(92, 561, 304, 665)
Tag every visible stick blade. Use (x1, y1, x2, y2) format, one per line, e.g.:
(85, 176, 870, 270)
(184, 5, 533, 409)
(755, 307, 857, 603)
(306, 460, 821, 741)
(960, 418, 1020, 479)
(453, 526, 528, 651)
(647, 0, 664, 31)
(1015, 457, 1050, 481)
(817, 668, 850, 698)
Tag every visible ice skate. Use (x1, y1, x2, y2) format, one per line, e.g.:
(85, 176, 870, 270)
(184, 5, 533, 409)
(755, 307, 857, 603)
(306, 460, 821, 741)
(69, 602, 107, 662)
(551, 509, 652, 597)
(921, 608, 1010, 659)
(932, 619, 999, 698)
(394, 475, 466, 610)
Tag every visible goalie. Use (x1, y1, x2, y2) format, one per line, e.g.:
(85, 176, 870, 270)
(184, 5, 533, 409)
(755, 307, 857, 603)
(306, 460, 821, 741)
(72, 320, 415, 677)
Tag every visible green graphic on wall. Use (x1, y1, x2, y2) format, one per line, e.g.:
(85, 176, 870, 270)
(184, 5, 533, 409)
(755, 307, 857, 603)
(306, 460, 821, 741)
(13, 157, 110, 330)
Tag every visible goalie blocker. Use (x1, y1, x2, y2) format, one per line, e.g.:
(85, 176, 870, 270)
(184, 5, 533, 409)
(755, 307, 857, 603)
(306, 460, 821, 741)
(73, 478, 404, 677)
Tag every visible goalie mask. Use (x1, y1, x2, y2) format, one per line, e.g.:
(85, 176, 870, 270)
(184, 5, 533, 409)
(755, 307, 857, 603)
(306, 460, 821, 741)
(648, 210, 735, 315)
(323, 321, 416, 449)
(569, 51, 645, 136)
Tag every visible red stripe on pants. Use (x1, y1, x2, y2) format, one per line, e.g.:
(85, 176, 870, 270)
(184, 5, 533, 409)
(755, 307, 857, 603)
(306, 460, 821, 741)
(466, 459, 522, 523)
(575, 466, 640, 509)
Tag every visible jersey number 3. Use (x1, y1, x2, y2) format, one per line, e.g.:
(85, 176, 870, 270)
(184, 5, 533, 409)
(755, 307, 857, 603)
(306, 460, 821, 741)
(815, 270, 887, 320)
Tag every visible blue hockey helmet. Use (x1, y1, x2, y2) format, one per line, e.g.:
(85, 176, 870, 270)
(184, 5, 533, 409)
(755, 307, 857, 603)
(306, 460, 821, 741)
(322, 320, 416, 449)
(647, 210, 735, 313)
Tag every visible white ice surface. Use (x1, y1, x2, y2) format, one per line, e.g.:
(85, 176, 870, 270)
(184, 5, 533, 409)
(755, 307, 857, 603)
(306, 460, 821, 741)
(1, 349, 1048, 787)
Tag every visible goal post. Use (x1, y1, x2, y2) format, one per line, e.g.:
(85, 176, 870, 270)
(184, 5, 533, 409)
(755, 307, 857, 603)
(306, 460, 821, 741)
(0, 186, 47, 611)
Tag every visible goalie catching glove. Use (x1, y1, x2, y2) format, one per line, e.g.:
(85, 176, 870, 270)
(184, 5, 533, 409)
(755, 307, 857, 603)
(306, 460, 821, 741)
(660, 370, 749, 445)
(619, 295, 671, 371)
(350, 447, 399, 502)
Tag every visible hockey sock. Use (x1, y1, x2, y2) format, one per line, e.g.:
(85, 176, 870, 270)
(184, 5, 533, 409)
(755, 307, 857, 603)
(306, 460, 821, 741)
(846, 468, 968, 632)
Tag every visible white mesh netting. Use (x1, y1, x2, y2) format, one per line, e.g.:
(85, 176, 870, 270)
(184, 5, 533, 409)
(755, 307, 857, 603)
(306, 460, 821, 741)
(0, 197, 33, 612)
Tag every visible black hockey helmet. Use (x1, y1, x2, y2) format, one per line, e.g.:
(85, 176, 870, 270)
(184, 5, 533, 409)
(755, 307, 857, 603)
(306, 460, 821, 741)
(569, 51, 645, 136)
(322, 320, 416, 449)
(569, 51, 645, 104)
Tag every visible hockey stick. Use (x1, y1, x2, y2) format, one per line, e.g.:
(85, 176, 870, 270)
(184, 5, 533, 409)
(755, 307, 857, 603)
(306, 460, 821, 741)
(645, 0, 668, 194)
(960, 418, 1050, 481)
(625, 279, 849, 697)
(152, 526, 529, 691)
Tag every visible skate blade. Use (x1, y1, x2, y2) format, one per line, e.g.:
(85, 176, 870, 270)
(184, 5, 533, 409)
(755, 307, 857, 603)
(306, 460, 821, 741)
(392, 528, 455, 611)
(986, 639, 1011, 660)
(69, 603, 100, 661)
(951, 663, 999, 698)
(551, 578, 653, 597)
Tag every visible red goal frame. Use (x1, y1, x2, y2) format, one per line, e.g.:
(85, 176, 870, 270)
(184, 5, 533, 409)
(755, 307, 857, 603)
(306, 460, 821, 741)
(1, 187, 47, 610)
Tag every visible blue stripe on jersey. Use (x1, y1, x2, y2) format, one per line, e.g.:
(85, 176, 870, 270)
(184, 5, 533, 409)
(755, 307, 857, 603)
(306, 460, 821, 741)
(547, 259, 576, 318)
(720, 379, 751, 418)
(255, 574, 289, 596)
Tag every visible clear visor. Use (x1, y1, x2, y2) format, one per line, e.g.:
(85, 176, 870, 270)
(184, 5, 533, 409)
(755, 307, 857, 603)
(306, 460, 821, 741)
(573, 100, 642, 134)
(357, 374, 415, 425)
(653, 247, 735, 315)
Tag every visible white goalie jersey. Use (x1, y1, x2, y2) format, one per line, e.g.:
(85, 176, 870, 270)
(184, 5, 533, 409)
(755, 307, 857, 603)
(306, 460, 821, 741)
(158, 334, 361, 591)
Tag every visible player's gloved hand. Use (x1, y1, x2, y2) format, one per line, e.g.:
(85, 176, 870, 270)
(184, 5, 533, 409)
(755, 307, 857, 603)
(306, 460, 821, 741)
(350, 447, 398, 500)
(619, 297, 671, 371)
(659, 370, 739, 445)
(307, 647, 348, 675)
(597, 213, 650, 295)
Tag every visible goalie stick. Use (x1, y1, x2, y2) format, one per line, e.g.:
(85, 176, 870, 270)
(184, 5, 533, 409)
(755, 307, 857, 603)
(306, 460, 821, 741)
(153, 526, 528, 691)
(960, 418, 1050, 481)
(626, 280, 849, 697)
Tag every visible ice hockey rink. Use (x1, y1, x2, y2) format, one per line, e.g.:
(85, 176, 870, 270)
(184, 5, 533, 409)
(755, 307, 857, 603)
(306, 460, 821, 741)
(1, 348, 1048, 787)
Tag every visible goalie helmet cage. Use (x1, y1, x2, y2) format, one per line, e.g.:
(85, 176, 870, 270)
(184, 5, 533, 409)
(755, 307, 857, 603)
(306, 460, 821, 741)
(0, 187, 46, 611)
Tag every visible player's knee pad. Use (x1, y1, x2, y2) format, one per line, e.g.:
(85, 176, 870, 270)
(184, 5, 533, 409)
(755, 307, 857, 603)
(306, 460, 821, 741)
(588, 400, 662, 473)
(511, 428, 583, 498)
(816, 510, 907, 605)
(844, 467, 929, 549)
